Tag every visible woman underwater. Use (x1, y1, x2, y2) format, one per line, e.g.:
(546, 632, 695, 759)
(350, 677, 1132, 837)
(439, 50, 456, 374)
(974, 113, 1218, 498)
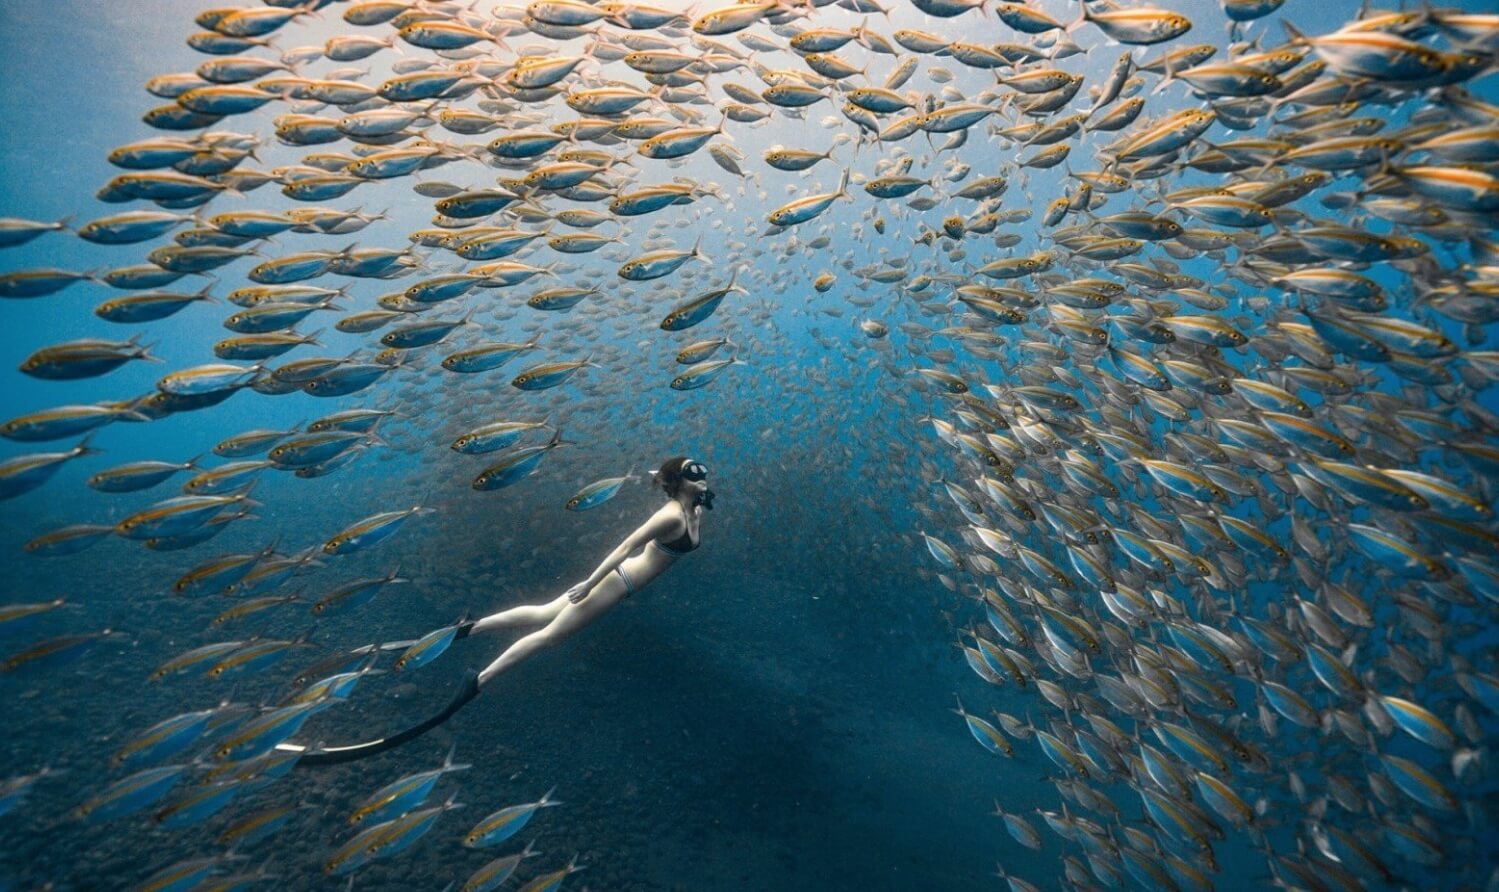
(284, 456, 714, 765)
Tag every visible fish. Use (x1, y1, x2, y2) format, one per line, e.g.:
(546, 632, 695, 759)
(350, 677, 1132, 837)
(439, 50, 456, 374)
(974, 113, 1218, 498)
(618, 234, 712, 280)
(360, 792, 466, 864)
(348, 744, 471, 825)
(461, 839, 543, 892)
(511, 359, 598, 391)
(323, 504, 435, 555)
(20, 337, 157, 380)
(72, 764, 189, 823)
(670, 357, 745, 390)
(660, 269, 746, 331)
(464, 787, 562, 848)
(473, 429, 571, 490)
(0, 434, 97, 500)
(311, 566, 410, 617)
(516, 855, 587, 892)
(2, 2, 1497, 889)
(393, 620, 467, 671)
(111, 706, 220, 767)
(213, 698, 339, 762)
(3, 629, 118, 673)
(566, 470, 640, 510)
(217, 804, 304, 849)
(452, 418, 553, 455)
(767, 170, 851, 226)
(2, 402, 144, 442)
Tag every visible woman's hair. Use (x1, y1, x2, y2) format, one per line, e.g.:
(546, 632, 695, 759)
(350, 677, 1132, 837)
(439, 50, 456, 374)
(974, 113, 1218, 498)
(655, 455, 690, 497)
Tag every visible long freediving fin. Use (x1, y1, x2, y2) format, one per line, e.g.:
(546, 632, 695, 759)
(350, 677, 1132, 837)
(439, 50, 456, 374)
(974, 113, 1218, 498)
(280, 667, 482, 767)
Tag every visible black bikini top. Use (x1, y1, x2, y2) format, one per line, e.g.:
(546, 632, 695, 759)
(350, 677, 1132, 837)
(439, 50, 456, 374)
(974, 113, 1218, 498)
(655, 511, 699, 556)
(656, 529, 697, 556)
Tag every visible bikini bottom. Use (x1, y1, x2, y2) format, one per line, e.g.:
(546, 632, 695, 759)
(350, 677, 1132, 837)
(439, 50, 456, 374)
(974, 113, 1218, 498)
(613, 565, 637, 598)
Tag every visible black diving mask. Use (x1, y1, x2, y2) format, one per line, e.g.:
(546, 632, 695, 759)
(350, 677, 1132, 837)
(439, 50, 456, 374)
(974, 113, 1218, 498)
(681, 461, 708, 482)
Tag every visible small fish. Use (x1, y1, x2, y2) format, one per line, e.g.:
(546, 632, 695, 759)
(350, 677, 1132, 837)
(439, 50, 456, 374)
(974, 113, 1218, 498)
(671, 357, 746, 391)
(3, 629, 116, 673)
(566, 470, 640, 510)
(20, 337, 156, 380)
(348, 744, 470, 825)
(452, 418, 553, 455)
(516, 854, 586, 892)
(767, 170, 851, 227)
(394, 620, 467, 672)
(73, 764, 189, 823)
(311, 567, 409, 617)
(660, 269, 745, 331)
(618, 234, 712, 281)
(218, 804, 304, 848)
(87, 457, 196, 493)
(214, 698, 338, 762)
(462, 839, 542, 892)
(511, 359, 599, 391)
(465, 787, 562, 848)
(112, 707, 220, 767)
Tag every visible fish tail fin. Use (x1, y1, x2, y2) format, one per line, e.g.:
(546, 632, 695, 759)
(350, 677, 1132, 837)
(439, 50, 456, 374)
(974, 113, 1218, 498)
(691, 232, 713, 266)
(1065, 1, 1090, 33)
(836, 166, 851, 200)
(442, 742, 473, 773)
(1280, 20, 1306, 44)
(137, 340, 166, 364)
(73, 431, 103, 458)
(540, 785, 561, 807)
(1151, 64, 1178, 96)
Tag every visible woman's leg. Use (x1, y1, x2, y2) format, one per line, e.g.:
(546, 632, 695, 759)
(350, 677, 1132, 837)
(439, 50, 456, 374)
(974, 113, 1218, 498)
(469, 592, 572, 635)
(477, 572, 627, 686)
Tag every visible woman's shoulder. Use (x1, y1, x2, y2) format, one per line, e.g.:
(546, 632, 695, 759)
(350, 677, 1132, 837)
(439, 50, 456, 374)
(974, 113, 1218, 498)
(652, 501, 691, 527)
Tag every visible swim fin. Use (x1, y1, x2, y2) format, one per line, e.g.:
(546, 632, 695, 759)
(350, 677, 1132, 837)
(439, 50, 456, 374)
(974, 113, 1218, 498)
(286, 668, 483, 767)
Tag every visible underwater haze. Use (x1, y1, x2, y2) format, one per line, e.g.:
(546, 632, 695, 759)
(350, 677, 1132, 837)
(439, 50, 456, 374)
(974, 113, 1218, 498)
(1, 0, 1497, 890)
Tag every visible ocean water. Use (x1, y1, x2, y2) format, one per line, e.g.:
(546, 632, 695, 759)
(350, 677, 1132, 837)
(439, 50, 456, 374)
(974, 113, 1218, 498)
(0, 0, 1496, 890)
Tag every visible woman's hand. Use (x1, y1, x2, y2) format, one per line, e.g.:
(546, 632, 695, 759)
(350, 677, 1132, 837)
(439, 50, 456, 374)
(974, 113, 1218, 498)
(565, 581, 592, 604)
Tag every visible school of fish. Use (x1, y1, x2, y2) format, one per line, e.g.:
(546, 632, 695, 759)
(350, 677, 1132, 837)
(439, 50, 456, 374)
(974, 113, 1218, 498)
(1, 0, 1497, 887)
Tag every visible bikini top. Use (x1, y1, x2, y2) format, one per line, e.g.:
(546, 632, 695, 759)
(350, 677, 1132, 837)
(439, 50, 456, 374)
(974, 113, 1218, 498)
(655, 512, 699, 556)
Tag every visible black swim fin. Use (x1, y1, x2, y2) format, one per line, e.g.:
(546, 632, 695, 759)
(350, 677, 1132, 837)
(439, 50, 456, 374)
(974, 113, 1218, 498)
(287, 668, 483, 767)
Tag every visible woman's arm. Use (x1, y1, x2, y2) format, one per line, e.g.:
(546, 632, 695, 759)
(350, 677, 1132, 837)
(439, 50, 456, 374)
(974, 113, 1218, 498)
(566, 508, 684, 602)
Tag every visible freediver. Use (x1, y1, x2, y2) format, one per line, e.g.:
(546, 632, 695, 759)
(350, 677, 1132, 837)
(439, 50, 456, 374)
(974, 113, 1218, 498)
(288, 456, 714, 765)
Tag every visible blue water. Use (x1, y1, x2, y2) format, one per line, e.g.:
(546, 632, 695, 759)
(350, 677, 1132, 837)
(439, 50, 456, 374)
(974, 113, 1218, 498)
(1, 0, 1497, 889)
